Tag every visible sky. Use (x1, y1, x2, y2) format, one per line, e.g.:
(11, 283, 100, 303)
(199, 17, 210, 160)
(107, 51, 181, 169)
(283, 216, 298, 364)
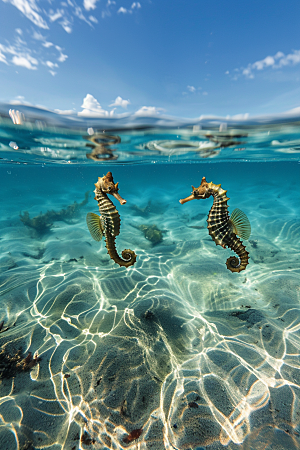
(1, 0, 300, 118)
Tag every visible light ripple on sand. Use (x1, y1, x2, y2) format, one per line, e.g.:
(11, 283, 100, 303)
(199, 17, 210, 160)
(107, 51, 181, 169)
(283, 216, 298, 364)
(0, 171, 300, 449)
(0, 245, 299, 449)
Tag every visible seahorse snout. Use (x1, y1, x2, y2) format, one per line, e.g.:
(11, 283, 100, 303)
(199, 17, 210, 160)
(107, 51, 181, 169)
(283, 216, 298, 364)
(179, 194, 195, 204)
(112, 192, 126, 205)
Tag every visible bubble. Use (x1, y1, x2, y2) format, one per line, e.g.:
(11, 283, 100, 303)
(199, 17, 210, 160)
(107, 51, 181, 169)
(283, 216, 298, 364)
(9, 141, 19, 150)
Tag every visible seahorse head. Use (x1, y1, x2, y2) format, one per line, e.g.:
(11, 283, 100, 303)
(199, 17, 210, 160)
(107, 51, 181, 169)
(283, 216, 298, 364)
(179, 177, 211, 204)
(95, 172, 126, 205)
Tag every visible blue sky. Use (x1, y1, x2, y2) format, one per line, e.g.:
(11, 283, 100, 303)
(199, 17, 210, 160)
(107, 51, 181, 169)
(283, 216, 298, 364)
(1, 0, 300, 118)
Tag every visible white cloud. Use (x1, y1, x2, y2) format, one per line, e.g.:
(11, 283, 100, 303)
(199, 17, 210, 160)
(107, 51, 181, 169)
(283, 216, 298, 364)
(1, 0, 136, 77)
(187, 85, 196, 92)
(253, 55, 275, 70)
(2, 0, 120, 43)
(3, 0, 49, 29)
(101, 0, 116, 17)
(277, 50, 300, 67)
(54, 109, 76, 115)
(89, 15, 98, 23)
(9, 96, 32, 106)
(46, 61, 58, 69)
(134, 106, 164, 116)
(117, 3, 140, 14)
(43, 41, 53, 48)
(81, 94, 101, 110)
(12, 55, 38, 69)
(0, 50, 8, 64)
(78, 94, 111, 117)
(58, 52, 68, 62)
(235, 50, 300, 79)
(81, 94, 100, 110)
(32, 35, 68, 66)
(283, 106, 300, 115)
(32, 30, 45, 40)
(109, 96, 130, 108)
(49, 10, 64, 21)
(83, 0, 98, 10)
(86, 0, 139, 18)
(53, 45, 68, 62)
(241, 68, 253, 79)
(60, 19, 72, 33)
(0, 33, 67, 74)
(74, 5, 94, 25)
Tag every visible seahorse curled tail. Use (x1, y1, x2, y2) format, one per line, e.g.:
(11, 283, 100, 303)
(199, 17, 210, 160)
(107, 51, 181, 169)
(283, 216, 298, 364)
(105, 234, 137, 267)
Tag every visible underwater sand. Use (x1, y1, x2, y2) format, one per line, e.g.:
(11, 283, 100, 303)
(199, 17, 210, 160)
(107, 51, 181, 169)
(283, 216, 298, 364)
(0, 161, 300, 450)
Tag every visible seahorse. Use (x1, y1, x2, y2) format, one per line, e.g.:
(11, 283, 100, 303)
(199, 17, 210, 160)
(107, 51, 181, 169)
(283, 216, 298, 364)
(179, 177, 251, 273)
(86, 172, 137, 267)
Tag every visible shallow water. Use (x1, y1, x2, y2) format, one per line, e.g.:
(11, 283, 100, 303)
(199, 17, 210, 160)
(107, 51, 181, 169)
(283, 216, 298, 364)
(0, 108, 300, 450)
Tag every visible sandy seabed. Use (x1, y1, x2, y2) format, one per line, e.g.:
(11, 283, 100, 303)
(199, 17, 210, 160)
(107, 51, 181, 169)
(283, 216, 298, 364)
(0, 162, 299, 450)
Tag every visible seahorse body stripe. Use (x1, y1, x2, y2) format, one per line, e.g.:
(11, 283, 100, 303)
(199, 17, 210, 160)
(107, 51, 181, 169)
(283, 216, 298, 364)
(95, 190, 121, 236)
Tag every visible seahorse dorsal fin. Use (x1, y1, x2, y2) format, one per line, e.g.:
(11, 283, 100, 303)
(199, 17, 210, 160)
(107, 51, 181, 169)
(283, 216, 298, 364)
(86, 212, 104, 241)
(229, 208, 251, 240)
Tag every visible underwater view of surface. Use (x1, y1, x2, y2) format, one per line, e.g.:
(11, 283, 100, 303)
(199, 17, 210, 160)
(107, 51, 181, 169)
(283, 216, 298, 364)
(0, 106, 300, 450)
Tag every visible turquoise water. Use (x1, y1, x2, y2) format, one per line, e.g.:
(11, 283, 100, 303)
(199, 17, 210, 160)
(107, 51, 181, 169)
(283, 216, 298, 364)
(0, 106, 300, 450)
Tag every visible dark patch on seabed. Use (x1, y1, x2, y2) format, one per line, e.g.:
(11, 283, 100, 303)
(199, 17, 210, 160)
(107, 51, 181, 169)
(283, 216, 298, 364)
(0, 161, 299, 450)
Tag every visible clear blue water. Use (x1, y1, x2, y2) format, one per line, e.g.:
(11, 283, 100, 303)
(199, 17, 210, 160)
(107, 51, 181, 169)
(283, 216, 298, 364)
(0, 105, 300, 450)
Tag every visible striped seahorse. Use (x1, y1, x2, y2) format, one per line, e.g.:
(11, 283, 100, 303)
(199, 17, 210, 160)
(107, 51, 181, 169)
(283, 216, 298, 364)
(179, 177, 251, 273)
(86, 172, 137, 267)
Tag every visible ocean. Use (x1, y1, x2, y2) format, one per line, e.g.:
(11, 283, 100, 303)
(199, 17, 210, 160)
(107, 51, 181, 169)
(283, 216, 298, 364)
(0, 105, 299, 450)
